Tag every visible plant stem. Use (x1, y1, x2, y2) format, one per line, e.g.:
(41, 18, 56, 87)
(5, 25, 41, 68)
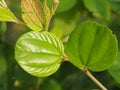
(63, 56, 107, 90)
(35, 78, 42, 90)
(51, 0, 59, 15)
(45, 0, 59, 31)
(81, 68, 107, 90)
(62, 54, 68, 62)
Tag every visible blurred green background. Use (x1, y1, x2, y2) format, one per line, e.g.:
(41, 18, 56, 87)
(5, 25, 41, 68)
(0, 0, 120, 90)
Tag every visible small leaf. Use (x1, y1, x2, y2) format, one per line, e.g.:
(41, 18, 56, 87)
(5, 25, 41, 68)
(83, 0, 111, 20)
(0, 0, 19, 23)
(56, 0, 77, 12)
(21, 0, 50, 31)
(109, 1, 120, 14)
(15, 31, 64, 77)
(65, 21, 118, 71)
(46, 0, 77, 13)
(108, 51, 120, 84)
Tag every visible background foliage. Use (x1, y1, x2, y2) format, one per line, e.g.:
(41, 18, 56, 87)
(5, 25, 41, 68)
(0, 0, 120, 90)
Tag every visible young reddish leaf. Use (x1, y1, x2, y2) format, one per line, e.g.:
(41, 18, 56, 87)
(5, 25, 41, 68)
(21, 0, 50, 31)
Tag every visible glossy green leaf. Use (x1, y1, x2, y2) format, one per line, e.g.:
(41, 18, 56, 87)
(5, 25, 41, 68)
(83, 0, 111, 20)
(108, 51, 120, 84)
(0, 0, 19, 23)
(21, 0, 50, 31)
(15, 31, 64, 77)
(57, 0, 77, 12)
(65, 21, 118, 71)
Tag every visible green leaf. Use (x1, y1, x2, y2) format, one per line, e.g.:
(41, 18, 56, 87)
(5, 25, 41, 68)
(56, 0, 77, 12)
(46, 0, 77, 13)
(65, 21, 118, 71)
(21, 0, 50, 31)
(0, 0, 19, 23)
(109, 1, 120, 14)
(108, 51, 120, 84)
(15, 31, 64, 77)
(83, 0, 111, 20)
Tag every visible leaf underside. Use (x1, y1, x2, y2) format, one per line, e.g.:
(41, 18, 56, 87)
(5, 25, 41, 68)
(65, 21, 118, 72)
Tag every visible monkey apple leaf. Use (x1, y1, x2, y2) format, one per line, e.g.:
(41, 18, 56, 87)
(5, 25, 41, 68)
(0, 0, 19, 23)
(15, 31, 64, 77)
(65, 21, 118, 71)
(56, 0, 77, 12)
(21, 0, 50, 31)
(46, 0, 77, 13)
(83, 0, 110, 20)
